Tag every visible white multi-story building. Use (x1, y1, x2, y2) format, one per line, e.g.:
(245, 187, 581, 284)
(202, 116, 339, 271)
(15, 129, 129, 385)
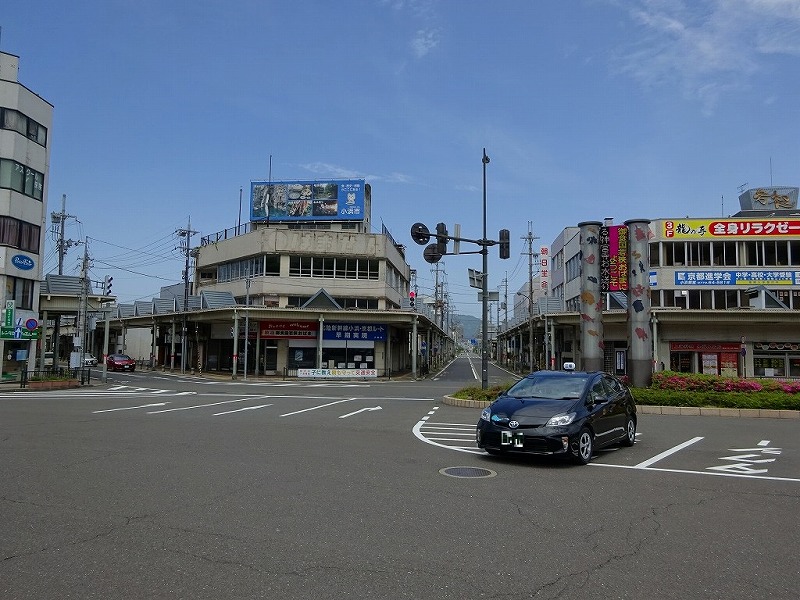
(103, 179, 447, 378)
(0, 51, 52, 379)
(499, 187, 800, 380)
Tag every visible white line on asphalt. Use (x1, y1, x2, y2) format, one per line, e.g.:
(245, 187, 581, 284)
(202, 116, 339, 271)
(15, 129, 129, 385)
(591, 463, 800, 483)
(633, 436, 704, 468)
(279, 398, 354, 417)
(147, 399, 250, 414)
(213, 404, 273, 416)
(338, 406, 382, 419)
(92, 403, 169, 413)
(413, 407, 480, 454)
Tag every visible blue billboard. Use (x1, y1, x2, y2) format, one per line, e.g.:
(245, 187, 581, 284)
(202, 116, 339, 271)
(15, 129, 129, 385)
(251, 179, 366, 222)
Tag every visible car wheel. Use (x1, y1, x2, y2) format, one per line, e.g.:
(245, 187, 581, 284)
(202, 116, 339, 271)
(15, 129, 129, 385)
(572, 427, 593, 465)
(621, 416, 636, 447)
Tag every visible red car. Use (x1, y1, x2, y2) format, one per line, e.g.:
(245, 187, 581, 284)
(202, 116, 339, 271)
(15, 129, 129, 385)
(106, 353, 136, 372)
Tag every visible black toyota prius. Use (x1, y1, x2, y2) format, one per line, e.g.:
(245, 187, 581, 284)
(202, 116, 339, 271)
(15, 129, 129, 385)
(476, 366, 637, 465)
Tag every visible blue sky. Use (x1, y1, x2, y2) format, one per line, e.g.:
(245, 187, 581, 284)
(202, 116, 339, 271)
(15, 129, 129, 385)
(4, 0, 800, 317)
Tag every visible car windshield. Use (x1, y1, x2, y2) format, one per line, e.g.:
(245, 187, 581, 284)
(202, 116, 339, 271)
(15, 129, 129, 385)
(506, 375, 590, 400)
(114, 354, 132, 360)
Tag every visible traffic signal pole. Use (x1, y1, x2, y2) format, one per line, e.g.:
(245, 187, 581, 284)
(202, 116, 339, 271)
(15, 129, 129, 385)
(409, 148, 508, 390)
(481, 149, 490, 390)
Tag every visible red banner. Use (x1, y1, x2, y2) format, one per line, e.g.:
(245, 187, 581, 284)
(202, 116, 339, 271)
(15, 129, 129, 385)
(259, 320, 319, 339)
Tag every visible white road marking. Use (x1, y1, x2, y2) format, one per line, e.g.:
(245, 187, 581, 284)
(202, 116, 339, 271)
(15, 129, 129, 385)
(92, 403, 169, 413)
(147, 399, 249, 414)
(280, 398, 354, 417)
(413, 407, 482, 454)
(213, 404, 272, 416)
(591, 463, 800, 483)
(634, 436, 704, 468)
(339, 406, 382, 419)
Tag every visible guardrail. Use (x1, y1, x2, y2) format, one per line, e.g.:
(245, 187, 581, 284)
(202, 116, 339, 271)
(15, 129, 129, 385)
(20, 367, 92, 389)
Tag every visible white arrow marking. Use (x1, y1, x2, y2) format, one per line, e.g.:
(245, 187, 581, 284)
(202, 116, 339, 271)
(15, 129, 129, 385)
(92, 403, 169, 413)
(339, 406, 382, 419)
(213, 404, 272, 416)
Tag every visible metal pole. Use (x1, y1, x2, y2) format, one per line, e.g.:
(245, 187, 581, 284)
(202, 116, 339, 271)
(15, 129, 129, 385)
(528, 297, 534, 372)
(244, 273, 251, 381)
(481, 149, 490, 390)
(544, 296, 549, 369)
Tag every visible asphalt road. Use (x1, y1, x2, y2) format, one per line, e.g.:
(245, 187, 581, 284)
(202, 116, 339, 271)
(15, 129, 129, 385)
(1, 356, 798, 599)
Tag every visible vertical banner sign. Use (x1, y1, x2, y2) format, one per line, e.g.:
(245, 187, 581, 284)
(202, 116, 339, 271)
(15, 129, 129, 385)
(539, 247, 550, 293)
(4, 300, 14, 327)
(599, 225, 629, 292)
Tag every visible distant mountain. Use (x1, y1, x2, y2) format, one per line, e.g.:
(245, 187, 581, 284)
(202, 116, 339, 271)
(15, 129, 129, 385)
(450, 314, 481, 341)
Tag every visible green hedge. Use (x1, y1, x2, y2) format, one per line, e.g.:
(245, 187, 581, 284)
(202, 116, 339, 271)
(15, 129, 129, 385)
(632, 387, 800, 410)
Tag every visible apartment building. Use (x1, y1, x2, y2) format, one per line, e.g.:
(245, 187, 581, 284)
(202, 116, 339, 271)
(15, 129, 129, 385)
(0, 51, 52, 379)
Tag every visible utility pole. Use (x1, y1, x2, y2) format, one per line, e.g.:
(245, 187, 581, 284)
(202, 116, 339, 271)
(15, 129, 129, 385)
(176, 218, 197, 374)
(523, 224, 539, 372)
(78, 239, 89, 368)
(50, 194, 80, 358)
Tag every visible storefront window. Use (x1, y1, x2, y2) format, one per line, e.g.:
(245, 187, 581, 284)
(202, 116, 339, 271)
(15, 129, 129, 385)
(753, 356, 785, 377)
(670, 352, 692, 372)
(789, 358, 800, 377)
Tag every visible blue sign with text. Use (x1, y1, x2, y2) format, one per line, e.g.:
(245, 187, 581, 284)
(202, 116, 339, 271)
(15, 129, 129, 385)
(322, 323, 386, 341)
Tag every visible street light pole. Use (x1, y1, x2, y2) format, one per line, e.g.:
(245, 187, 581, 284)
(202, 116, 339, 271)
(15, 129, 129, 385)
(481, 148, 490, 390)
(243, 271, 251, 381)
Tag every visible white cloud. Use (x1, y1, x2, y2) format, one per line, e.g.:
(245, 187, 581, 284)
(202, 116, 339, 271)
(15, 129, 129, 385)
(410, 28, 440, 58)
(611, 0, 800, 112)
(299, 162, 414, 184)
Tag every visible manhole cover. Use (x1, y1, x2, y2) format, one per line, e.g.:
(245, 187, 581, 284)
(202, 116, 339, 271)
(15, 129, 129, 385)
(439, 466, 497, 479)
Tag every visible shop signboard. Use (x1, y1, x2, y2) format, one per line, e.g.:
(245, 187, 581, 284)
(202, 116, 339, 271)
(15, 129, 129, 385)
(675, 270, 800, 286)
(322, 323, 386, 341)
(663, 218, 800, 239)
(259, 320, 318, 339)
(600, 225, 628, 291)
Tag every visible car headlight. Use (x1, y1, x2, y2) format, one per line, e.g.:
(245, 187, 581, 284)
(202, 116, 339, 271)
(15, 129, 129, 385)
(480, 407, 491, 422)
(546, 413, 576, 427)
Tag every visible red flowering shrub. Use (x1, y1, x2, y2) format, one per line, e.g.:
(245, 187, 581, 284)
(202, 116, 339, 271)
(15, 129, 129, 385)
(652, 371, 799, 394)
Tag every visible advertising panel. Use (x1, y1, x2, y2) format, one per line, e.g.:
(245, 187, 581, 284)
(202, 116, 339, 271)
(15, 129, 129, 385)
(251, 179, 365, 222)
(674, 270, 800, 286)
(662, 218, 800, 239)
(322, 323, 387, 341)
(600, 225, 628, 291)
(738, 187, 798, 210)
(259, 320, 319, 339)
(539, 246, 550, 292)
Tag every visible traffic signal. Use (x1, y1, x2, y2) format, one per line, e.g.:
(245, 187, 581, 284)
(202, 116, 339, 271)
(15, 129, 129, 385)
(499, 229, 510, 259)
(104, 275, 113, 295)
(410, 222, 431, 245)
(435, 222, 448, 256)
(409, 291, 416, 308)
